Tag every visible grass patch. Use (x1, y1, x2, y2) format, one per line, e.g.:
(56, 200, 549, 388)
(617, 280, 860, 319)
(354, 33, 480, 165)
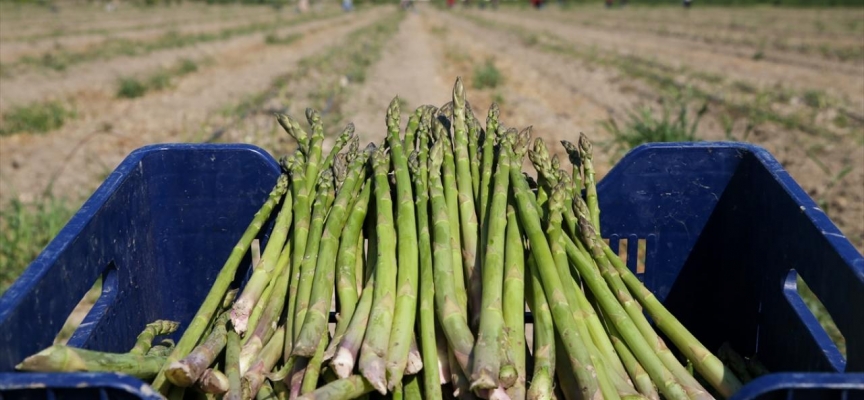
(603, 101, 707, 156)
(265, 32, 303, 45)
(0, 196, 75, 294)
(0, 101, 74, 136)
(472, 59, 503, 90)
(116, 58, 200, 99)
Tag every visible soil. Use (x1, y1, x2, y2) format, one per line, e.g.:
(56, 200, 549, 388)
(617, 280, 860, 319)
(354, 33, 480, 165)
(1, 3, 861, 253)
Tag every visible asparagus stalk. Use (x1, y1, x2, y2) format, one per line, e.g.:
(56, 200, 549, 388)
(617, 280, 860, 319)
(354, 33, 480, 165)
(608, 322, 659, 400)
(151, 174, 288, 393)
(404, 106, 423, 150)
(147, 340, 175, 358)
(478, 103, 500, 230)
(560, 140, 582, 201)
(285, 154, 310, 361)
(503, 203, 526, 400)
(300, 334, 330, 394)
(197, 368, 229, 394)
(240, 237, 291, 370)
(450, 78, 482, 327)
(293, 170, 336, 343)
(448, 349, 476, 400)
(166, 311, 231, 387)
(16, 345, 166, 379)
(321, 123, 356, 179)
(471, 131, 511, 390)
(276, 113, 310, 156)
(578, 133, 600, 230)
(436, 122, 468, 315)
(332, 269, 376, 379)
(326, 179, 374, 360)
(427, 140, 475, 374)
(225, 329, 242, 400)
(509, 152, 599, 400)
(525, 256, 554, 400)
(411, 119, 443, 400)
(385, 97, 421, 391)
(404, 374, 422, 400)
(358, 146, 399, 394)
(303, 108, 326, 195)
(232, 185, 293, 334)
(466, 104, 481, 202)
(294, 147, 371, 357)
(243, 326, 286, 398)
(296, 375, 375, 400)
(130, 320, 179, 355)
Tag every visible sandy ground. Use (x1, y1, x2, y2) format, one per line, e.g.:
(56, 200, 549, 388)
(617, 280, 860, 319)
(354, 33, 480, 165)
(1, 4, 861, 253)
(0, 10, 383, 204)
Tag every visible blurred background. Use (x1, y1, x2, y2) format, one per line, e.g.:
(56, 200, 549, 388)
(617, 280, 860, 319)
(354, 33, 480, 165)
(0, 0, 861, 300)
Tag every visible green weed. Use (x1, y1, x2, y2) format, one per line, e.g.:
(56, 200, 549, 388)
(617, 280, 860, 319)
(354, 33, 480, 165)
(0, 196, 75, 293)
(117, 77, 149, 98)
(0, 101, 74, 135)
(264, 32, 302, 45)
(603, 101, 708, 156)
(797, 275, 846, 357)
(472, 59, 503, 90)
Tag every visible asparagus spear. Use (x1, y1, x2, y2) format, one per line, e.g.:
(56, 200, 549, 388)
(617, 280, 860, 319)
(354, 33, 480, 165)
(427, 140, 475, 375)
(560, 140, 582, 201)
(466, 104, 481, 202)
(303, 108, 326, 195)
(294, 147, 371, 357)
(503, 203, 526, 400)
(16, 345, 166, 379)
(478, 103, 500, 230)
(166, 311, 231, 387)
(608, 322, 659, 400)
(578, 133, 600, 230)
(225, 329, 242, 400)
(285, 154, 310, 361)
(510, 149, 599, 400)
(276, 113, 309, 156)
(243, 326, 286, 398)
(471, 131, 511, 390)
(358, 146, 399, 394)
(326, 179, 374, 360)
(151, 174, 288, 393)
(293, 170, 336, 343)
(450, 78, 482, 327)
(411, 118, 443, 400)
(436, 121, 468, 315)
(296, 375, 375, 400)
(404, 374, 422, 400)
(147, 340, 175, 358)
(239, 236, 291, 370)
(332, 268, 376, 379)
(385, 97, 421, 391)
(525, 256, 554, 400)
(129, 320, 179, 355)
(300, 334, 330, 394)
(231, 184, 293, 334)
(321, 123, 356, 180)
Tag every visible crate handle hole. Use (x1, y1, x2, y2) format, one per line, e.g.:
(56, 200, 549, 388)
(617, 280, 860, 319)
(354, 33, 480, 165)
(784, 269, 847, 365)
(57, 263, 118, 346)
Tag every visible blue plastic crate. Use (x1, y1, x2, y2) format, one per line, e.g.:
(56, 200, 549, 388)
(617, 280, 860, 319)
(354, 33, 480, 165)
(0, 142, 861, 399)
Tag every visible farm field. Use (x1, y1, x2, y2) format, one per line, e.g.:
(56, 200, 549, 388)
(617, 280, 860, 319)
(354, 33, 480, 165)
(0, 1, 862, 292)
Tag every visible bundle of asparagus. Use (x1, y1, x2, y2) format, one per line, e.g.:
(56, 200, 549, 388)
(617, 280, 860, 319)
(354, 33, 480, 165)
(17, 78, 747, 400)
